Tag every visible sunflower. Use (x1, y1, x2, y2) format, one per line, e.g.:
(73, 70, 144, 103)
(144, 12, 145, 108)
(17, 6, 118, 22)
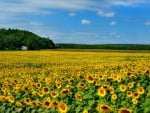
(99, 75, 105, 80)
(32, 91, 38, 96)
(111, 94, 117, 100)
(31, 101, 39, 107)
(50, 101, 58, 108)
(118, 108, 132, 113)
(78, 75, 84, 80)
(1, 87, 7, 94)
(68, 79, 74, 84)
(137, 87, 145, 95)
(65, 85, 73, 91)
(42, 87, 49, 95)
(128, 82, 134, 89)
(13, 86, 20, 93)
(0, 95, 6, 102)
(86, 75, 94, 83)
(36, 83, 42, 88)
(132, 92, 139, 99)
(96, 104, 113, 113)
(77, 82, 86, 89)
(45, 77, 52, 85)
(103, 85, 110, 90)
(119, 84, 127, 92)
(61, 89, 69, 96)
(6, 95, 15, 103)
(55, 82, 62, 89)
(132, 98, 138, 105)
(117, 76, 122, 83)
(109, 86, 115, 94)
(83, 109, 88, 113)
(75, 93, 82, 101)
(112, 74, 117, 80)
(24, 98, 31, 105)
(50, 91, 59, 98)
(42, 99, 51, 108)
(106, 77, 113, 83)
(22, 85, 30, 92)
(126, 91, 132, 98)
(15, 101, 23, 108)
(58, 102, 68, 113)
(38, 91, 44, 97)
(61, 77, 66, 81)
(98, 87, 107, 97)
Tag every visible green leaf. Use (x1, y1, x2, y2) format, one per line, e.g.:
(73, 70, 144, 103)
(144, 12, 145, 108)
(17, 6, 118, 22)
(88, 100, 95, 106)
(75, 106, 82, 113)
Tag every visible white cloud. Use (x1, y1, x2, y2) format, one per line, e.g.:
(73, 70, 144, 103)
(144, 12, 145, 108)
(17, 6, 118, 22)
(69, 12, 76, 16)
(97, 10, 115, 18)
(81, 19, 91, 25)
(145, 21, 150, 26)
(0, 0, 149, 21)
(110, 21, 117, 26)
(108, 0, 150, 7)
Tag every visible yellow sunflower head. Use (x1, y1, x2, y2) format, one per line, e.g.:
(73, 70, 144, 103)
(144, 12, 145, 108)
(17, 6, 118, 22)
(75, 93, 82, 101)
(6, 95, 15, 103)
(126, 91, 132, 98)
(77, 75, 84, 80)
(119, 84, 127, 92)
(86, 75, 94, 83)
(50, 101, 59, 108)
(42, 87, 49, 95)
(31, 101, 39, 107)
(42, 100, 51, 108)
(61, 89, 69, 96)
(97, 87, 107, 97)
(111, 94, 117, 100)
(55, 82, 62, 89)
(118, 108, 132, 113)
(58, 102, 68, 113)
(36, 83, 42, 88)
(83, 109, 88, 113)
(77, 82, 86, 89)
(15, 101, 23, 108)
(50, 91, 59, 98)
(45, 77, 52, 85)
(132, 98, 138, 105)
(132, 92, 139, 99)
(24, 98, 31, 105)
(128, 82, 134, 89)
(109, 86, 115, 94)
(137, 87, 145, 95)
(96, 104, 113, 113)
(0, 95, 6, 102)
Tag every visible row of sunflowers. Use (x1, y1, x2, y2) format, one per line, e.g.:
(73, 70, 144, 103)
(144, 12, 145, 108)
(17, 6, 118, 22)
(0, 51, 150, 113)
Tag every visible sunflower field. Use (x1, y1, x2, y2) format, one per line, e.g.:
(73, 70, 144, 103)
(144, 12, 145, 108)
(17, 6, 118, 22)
(0, 50, 150, 113)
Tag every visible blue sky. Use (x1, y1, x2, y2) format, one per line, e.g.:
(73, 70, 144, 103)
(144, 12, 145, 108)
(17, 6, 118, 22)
(0, 0, 150, 44)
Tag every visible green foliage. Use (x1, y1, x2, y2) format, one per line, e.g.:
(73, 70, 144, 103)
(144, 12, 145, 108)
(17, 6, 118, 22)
(57, 44, 150, 50)
(0, 28, 55, 50)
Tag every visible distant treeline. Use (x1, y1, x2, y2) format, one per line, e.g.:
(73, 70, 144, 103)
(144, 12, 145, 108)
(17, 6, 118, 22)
(0, 28, 55, 50)
(57, 44, 150, 50)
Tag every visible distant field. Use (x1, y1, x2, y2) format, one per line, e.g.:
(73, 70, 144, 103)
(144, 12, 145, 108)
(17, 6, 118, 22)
(0, 50, 150, 113)
(51, 49, 150, 53)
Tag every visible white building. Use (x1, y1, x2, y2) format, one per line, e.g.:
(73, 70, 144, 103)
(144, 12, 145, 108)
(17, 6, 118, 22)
(21, 46, 28, 50)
